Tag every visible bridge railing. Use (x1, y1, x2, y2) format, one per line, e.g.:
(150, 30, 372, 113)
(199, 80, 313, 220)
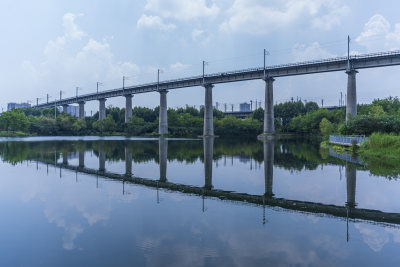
(329, 135, 367, 147)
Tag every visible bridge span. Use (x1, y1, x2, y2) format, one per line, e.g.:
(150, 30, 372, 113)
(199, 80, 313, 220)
(35, 50, 400, 136)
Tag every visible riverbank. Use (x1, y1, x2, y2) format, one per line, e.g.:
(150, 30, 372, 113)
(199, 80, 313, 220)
(0, 131, 32, 137)
(359, 133, 400, 160)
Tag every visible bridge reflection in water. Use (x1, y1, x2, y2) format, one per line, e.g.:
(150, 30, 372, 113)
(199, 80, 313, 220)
(31, 138, 400, 234)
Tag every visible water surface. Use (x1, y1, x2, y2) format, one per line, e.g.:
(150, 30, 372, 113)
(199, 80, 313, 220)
(0, 136, 399, 266)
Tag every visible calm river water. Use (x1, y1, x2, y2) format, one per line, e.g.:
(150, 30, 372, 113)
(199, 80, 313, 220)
(0, 136, 399, 266)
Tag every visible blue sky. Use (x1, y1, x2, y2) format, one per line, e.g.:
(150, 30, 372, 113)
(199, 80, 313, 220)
(1, 0, 400, 112)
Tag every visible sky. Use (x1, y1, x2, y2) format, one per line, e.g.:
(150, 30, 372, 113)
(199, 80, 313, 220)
(1, 0, 400, 113)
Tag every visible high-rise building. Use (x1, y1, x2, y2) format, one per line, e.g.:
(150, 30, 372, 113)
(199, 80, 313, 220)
(239, 102, 251, 112)
(7, 102, 31, 111)
(57, 105, 79, 117)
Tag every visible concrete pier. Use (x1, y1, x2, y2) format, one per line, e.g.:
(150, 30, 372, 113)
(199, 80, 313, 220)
(346, 70, 358, 121)
(159, 137, 168, 182)
(203, 137, 214, 190)
(264, 140, 274, 197)
(125, 95, 133, 123)
(203, 84, 214, 137)
(62, 104, 68, 114)
(263, 77, 275, 135)
(346, 164, 357, 208)
(159, 90, 168, 135)
(99, 98, 106, 120)
(125, 146, 132, 176)
(78, 151, 84, 168)
(78, 101, 85, 119)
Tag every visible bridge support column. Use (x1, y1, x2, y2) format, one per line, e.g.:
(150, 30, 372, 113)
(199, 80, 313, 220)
(263, 77, 275, 135)
(78, 101, 85, 119)
(203, 84, 214, 137)
(159, 137, 168, 182)
(125, 95, 133, 123)
(159, 90, 168, 135)
(346, 164, 357, 208)
(62, 104, 68, 114)
(125, 146, 132, 176)
(204, 137, 214, 190)
(346, 70, 358, 121)
(78, 151, 84, 168)
(99, 98, 106, 120)
(264, 140, 274, 197)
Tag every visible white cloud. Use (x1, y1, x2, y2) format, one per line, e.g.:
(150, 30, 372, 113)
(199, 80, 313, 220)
(292, 42, 336, 62)
(144, 0, 219, 21)
(355, 223, 389, 252)
(62, 13, 85, 40)
(136, 14, 176, 31)
(192, 29, 204, 40)
(220, 0, 349, 35)
(191, 29, 212, 46)
(42, 13, 86, 61)
(312, 1, 350, 30)
(356, 14, 400, 51)
(22, 13, 140, 97)
(169, 62, 191, 72)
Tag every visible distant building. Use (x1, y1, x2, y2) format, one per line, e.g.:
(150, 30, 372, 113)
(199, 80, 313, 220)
(7, 102, 31, 111)
(199, 105, 216, 110)
(239, 102, 251, 112)
(57, 105, 79, 117)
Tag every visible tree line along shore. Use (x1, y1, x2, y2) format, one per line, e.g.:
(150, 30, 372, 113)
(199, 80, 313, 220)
(0, 97, 399, 160)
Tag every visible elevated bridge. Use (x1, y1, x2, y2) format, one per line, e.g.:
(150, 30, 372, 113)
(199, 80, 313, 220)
(33, 50, 400, 136)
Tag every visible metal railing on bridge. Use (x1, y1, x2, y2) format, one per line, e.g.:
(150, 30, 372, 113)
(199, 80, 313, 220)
(329, 135, 367, 147)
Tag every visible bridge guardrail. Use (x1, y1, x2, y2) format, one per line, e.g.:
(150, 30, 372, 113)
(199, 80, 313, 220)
(329, 135, 367, 147)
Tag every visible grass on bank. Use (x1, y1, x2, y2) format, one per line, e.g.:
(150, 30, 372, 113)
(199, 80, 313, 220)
(358, 133, 400, 178)
(0, 131, 32, 137)
(359, 133, 400, 160)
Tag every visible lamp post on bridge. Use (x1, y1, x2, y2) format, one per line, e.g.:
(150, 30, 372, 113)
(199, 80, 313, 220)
(202, 61, 208, 85)
(96, 82, 103, 95)
(36, 97, 42, 107)
(264, 49, 270, 79)
(76, 87, 82, 98)
(123, 76, 130, 94)
(157, 69, 164, 91)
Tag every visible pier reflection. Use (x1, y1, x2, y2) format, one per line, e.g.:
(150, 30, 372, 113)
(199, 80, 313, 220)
(263, 140, 274, 198)
(159, 137, 168, 182)
(78, 151, 84, 168)
(0, 138, 399, 228)
(203, 137, 214, 190)
(125, 146, 132, 176)
(346, 163, 357, 208)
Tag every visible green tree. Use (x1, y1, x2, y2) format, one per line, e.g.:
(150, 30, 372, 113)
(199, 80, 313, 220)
(0, 110, 29, 132)
(251, 108, 264, 121)
(72, 119, 87, 133)
(93, 115, 117, 133)
(319, 118, 334, 136)
(368, 105, 386, 118)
